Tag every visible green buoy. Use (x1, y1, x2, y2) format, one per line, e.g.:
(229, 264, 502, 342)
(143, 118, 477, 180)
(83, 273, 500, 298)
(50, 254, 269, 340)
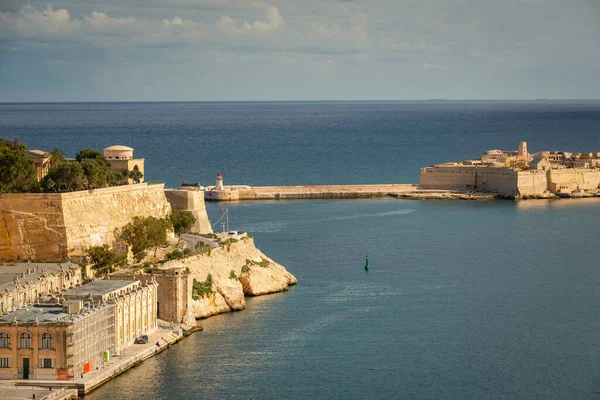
(364, 256, 370, 271)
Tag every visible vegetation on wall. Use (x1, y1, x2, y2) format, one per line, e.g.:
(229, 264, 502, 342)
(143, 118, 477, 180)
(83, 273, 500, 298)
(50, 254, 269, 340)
(192, 274, 213, 299)
(0, 138, 39, 193)
(0, 139, 143, 193)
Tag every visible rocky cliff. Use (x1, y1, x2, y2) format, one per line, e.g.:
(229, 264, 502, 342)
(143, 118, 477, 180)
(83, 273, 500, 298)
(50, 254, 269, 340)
(174, 237, 297, 319)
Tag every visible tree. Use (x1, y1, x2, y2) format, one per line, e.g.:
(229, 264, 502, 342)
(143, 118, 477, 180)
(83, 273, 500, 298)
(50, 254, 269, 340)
(122, 216, 171, 262)
(42, 162, 87, 192)
(87, 245, 121, 277)
(128, 169, 144, 184)
(146, 217, 171, 256)
(169, 209, 196, 241)
(80, 158, 110, 189)
(0, 138, 39, 193)
(48, 148, 65, 169)
(75, 148, 106, 163)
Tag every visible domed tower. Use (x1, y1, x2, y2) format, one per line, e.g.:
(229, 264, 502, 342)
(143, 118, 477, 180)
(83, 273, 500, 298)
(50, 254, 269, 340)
(216, 173, 223, 190)
(103, 145, 145, 183)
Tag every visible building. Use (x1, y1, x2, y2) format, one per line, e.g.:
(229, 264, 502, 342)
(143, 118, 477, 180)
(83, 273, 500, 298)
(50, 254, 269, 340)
(61, 279, 158, 355)
(0, 263, 82, 314)
(110, 266, 191, 325)
(25, 150, 51, 182)
(0, 279, 157, 380)
(103, 145, 145, 184)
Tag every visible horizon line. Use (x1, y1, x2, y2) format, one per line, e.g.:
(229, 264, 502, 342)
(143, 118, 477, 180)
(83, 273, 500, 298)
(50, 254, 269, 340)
(1, 98, 600, 104)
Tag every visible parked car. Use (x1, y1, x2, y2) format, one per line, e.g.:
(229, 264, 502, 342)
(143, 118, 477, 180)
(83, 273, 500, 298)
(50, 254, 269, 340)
(228, 231, 239, 236)
(135, 335, 148, 344)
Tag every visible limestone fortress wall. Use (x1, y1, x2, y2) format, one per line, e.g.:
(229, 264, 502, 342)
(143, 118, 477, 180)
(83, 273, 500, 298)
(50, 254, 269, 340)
(0, 184, 172, 261)
(420, 166, 600, 197)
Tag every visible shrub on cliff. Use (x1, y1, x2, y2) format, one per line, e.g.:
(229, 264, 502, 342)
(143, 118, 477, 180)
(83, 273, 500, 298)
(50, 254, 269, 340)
(41, 161, 88, 193)
(0, 138, 39, 193)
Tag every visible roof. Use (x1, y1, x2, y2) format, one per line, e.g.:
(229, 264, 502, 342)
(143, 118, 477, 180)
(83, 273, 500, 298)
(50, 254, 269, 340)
(0, 262, 79, 293)
(26, 149, 50, 158)
(62, 279, 138, 298)
(103, 145, 133, 151)
(0, 305, 70, 324)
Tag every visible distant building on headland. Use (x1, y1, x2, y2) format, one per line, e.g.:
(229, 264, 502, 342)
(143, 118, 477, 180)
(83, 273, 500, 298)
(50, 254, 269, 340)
(103, 145, 145, 184)
(25, 145, 144, 184)
(420, 142, 600, 198)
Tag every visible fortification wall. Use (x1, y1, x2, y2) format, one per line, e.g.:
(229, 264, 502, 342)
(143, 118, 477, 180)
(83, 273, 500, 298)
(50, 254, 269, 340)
(164, 189, 213, 234)
(419, 167, 478, 191)
(547, 169, 600, 192)
(0, 184, 171, 261)
(419, 166, 519, 196)
(517, 171, 549, 196)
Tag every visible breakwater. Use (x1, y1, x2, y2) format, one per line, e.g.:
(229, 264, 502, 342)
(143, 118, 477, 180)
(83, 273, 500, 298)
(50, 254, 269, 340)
(203, 184, 497, 201)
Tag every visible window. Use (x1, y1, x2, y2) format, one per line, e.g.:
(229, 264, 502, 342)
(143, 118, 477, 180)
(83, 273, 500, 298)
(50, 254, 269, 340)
(42, 333, 53, 349)
(0, 332, 9, 348)
(41, 358, 53, 369)
(20, 332, 31, 349)
(0, 358, 9, 368)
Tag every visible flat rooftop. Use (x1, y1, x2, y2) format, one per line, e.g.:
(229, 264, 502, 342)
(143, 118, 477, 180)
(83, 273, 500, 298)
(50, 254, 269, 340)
(0, 305, 69, 324)
(62, 279, 138, 297)
(0, 262, 79, 292)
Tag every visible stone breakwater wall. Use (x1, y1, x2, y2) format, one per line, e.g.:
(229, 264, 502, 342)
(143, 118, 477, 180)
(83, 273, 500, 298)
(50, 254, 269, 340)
(161, 238, 297, 319)
(420, 166, 600, 197)
(206, 184, 419, 201)
(0, 184, 171, 261)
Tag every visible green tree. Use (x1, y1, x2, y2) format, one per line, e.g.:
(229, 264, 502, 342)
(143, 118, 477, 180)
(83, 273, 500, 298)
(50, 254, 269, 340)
(48, 148, 65, 169)
(42, 162, 87, 192)
(122, 216, 171, 262)
(80, 158, 110, 189)
(87, 245, 121, 277)
(169, 209, 196, 240)
(146, 216, 171, 256)
(0, 138, 39, 193)
(128, 169, 144, 184)
(75, 148, 107, 163)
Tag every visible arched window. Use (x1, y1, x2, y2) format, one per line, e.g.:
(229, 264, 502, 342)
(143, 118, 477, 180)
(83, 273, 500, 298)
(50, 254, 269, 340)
(0, 332, 9, 348)
(20, 332, 31, 349)
(42, 332, 53, 349)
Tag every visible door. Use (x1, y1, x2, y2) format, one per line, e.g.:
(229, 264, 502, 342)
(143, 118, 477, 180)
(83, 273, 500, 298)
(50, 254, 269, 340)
(23, 358, 29, 379)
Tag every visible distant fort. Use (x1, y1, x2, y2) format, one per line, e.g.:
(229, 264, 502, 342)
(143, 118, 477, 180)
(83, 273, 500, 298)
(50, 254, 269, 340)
(187, 142, 600, 201)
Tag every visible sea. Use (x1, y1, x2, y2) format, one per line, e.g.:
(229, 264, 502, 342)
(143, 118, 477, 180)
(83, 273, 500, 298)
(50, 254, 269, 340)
(1, 101, 600, 399)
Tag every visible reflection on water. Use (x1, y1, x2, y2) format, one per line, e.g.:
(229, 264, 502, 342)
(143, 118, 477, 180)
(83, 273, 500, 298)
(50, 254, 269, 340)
(516, 197, 600, 210)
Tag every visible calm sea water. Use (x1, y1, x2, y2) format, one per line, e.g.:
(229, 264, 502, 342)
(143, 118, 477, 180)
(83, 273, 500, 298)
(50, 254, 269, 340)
(2, 101, 600, 399)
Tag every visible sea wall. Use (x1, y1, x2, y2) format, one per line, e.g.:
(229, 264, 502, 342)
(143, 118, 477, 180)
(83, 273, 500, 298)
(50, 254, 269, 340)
(206, 184, 418, 201)
(0, 184, 171, 261)
(547, 169, 600, 192)
(161, 238, 297, 319)
(516, 171, 549, 196)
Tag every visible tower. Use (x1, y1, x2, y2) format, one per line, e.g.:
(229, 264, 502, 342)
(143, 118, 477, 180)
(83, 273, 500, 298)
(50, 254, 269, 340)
(518, 142, 528, 157)
(216, 173, 223, 190)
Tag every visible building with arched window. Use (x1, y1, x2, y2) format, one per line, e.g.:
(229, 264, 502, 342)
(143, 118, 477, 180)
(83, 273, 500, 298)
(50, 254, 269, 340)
(0, 279, 157, 380)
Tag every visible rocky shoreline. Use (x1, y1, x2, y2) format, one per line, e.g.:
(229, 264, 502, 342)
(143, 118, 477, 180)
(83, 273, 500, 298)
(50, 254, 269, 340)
(156, 237, 297, 321)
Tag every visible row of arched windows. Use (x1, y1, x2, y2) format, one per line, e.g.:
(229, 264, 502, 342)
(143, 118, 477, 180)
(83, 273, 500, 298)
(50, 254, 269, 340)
(0, 332, 53, 349)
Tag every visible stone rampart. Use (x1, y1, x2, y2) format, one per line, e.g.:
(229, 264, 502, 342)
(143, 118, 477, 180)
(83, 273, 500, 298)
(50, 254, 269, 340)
(164, 189, 213, 233)
(420, 166, 518, 196)
(0, 184, 171, 261)
(547, 169, 600, 192)
(516, 171, 549, 196)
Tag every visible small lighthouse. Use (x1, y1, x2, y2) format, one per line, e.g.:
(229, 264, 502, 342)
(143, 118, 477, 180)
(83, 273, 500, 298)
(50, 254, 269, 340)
(216, 173, 223, 191)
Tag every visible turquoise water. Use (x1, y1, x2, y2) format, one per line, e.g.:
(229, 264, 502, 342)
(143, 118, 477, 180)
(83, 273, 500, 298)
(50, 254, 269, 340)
(2, 101, 600, 399)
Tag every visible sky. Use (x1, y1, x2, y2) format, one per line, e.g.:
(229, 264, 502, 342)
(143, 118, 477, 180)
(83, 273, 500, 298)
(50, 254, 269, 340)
(0, 0, 599, 101)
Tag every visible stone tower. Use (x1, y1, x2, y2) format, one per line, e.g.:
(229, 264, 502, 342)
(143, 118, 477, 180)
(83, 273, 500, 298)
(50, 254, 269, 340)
(518, 141, 528, 157)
